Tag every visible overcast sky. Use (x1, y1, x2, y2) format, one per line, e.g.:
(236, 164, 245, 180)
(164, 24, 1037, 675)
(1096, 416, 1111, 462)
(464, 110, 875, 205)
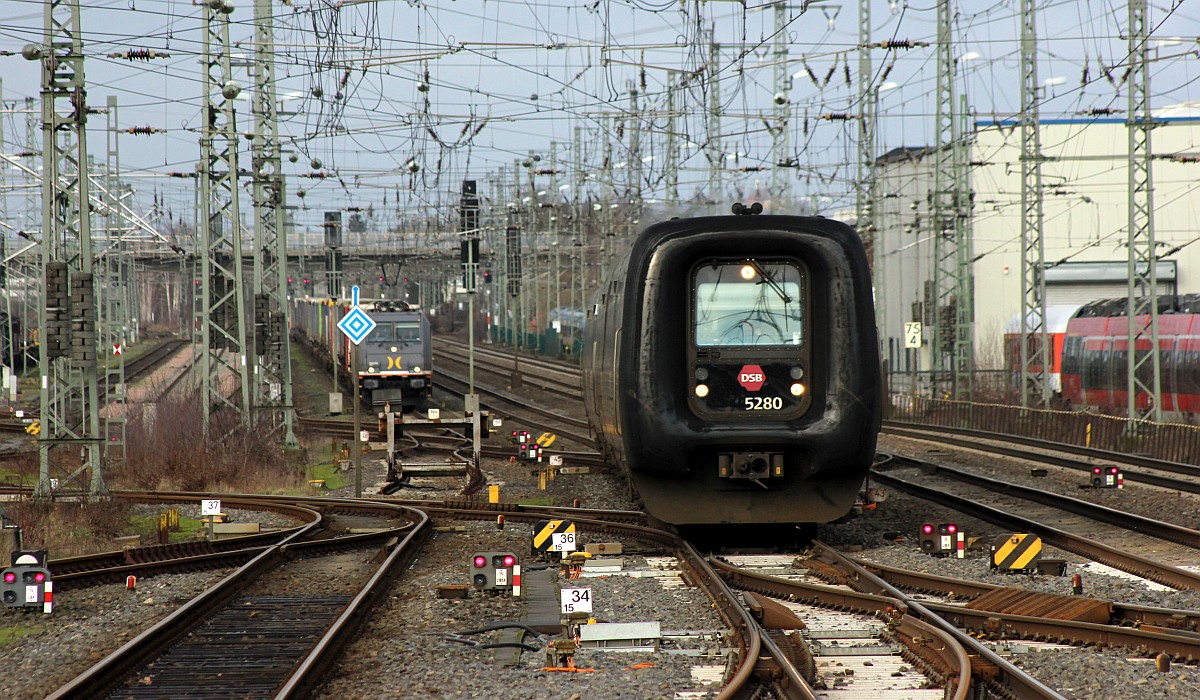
(1, 0, 1197, 239)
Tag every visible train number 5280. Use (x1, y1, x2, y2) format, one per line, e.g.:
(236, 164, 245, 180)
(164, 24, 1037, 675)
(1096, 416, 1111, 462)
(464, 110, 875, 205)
(744, 396, 783, 410)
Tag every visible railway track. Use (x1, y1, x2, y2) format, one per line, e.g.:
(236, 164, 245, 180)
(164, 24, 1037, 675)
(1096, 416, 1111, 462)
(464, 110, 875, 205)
(884, 419, 1200, 494)
(874, 453, 1200, 591)
(47, 496, 428, 699)
(715, 542, 1065, 699)
(433, 338, 583, 401)
(36, 493, 829, 699)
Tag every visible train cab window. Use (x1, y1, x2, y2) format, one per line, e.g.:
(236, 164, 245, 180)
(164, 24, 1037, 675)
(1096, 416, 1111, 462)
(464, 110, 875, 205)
(394, 322, 421, 343)
(372, 323, 395, 342)
(693, 260, 806, 347)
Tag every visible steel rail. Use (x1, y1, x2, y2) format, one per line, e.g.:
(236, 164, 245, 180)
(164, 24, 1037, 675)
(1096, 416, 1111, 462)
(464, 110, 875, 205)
(46, 499, 423, 699)
(884, 454, 1200, 550)
(277, 503, 432, 698)
(434, 366, 594, 446)
(873, 458, 1200, 591)
(856, 556, 1200, 631)
(884, 420, 1200, 485)
(45, 505, 327, 700)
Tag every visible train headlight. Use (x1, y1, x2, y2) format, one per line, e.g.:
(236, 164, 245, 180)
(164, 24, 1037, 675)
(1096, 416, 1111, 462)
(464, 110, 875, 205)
(412, 366, 421, 373)
(694, 384, 709, 398)
(789, 383, 805, 396)
(739, 265, 756, 280)
(390, 346, 398, 352)
(789, 366, 805, 380)
(694, 367, 709, 381)
(367, 365, 378, 373)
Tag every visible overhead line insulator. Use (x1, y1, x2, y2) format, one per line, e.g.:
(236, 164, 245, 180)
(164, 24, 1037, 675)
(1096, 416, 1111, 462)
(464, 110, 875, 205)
(124, 126, 166, 135)
(868, 40, 928, 50)
(107, 49, 171, 60)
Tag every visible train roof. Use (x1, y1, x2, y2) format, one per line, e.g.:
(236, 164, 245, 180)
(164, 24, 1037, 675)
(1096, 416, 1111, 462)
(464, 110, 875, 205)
(1074, 293, 1200, 318)
(1004, 305, 1084, 334)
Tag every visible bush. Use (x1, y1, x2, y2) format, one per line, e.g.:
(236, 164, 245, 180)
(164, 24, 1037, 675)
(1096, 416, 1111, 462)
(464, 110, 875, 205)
(113, 389, 302, 493)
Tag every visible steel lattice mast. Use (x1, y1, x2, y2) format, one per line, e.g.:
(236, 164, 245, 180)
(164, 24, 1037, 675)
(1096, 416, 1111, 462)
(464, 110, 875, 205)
(30, 0, 105, 498)
(199, 0, 251, 432)
(1125, 0, 1161, 423)
(1018, 0, 1049, 408)
(103, 95, 128, 461)
(857, 0, 881, 335)
(252, 0, 297, 445)
(930, 0, 973, 399)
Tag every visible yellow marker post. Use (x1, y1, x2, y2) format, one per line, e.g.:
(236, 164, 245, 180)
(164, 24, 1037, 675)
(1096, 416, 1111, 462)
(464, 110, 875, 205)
(538, 471, 547, 490)
(488, 484, 500, 503)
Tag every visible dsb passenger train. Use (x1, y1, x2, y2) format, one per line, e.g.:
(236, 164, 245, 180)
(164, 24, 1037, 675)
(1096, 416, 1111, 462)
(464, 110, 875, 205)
(1004, 294, 1200, 418)
(290, 297, 433, 411)
(581, 206, 882, 526)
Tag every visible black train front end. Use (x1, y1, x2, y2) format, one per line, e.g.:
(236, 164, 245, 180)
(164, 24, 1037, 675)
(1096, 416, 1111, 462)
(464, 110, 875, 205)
(581, 213, 881, 525)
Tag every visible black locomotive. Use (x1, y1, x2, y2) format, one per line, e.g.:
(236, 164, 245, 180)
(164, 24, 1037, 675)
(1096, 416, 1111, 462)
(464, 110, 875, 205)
(581, 208, 881, 526)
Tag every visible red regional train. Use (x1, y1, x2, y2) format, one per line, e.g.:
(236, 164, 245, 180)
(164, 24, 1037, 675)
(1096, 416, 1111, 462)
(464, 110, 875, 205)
(1004, 295, 1200, 418)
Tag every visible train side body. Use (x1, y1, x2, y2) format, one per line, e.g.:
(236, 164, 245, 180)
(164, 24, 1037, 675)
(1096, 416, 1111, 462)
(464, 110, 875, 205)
(289, 298, 433, 410)
(1061, 294, 1200, 418)
(581, 214, 881, 526)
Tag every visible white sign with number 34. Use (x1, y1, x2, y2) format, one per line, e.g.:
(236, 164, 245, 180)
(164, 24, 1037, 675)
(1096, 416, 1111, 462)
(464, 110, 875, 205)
(560, 587, 592, 614)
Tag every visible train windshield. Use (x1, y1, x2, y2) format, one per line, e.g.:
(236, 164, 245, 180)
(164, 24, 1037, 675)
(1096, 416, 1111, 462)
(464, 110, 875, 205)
(693, 261, 805, 347)
(375, 321, 422, 343)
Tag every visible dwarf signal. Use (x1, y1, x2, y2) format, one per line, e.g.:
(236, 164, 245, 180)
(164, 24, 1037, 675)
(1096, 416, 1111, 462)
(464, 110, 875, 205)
(919, 523, 965, 558)
(1, 550, 53, 612)
(1090, 466, 1123, 489)
(470, 551, 518, 592)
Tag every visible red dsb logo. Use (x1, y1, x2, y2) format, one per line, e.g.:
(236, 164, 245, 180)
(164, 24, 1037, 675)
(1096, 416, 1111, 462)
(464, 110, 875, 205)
(738, 365, 766, 391)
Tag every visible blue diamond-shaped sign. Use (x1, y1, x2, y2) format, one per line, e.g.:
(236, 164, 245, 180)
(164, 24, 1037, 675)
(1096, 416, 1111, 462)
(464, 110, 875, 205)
(338, 289, 374, 345)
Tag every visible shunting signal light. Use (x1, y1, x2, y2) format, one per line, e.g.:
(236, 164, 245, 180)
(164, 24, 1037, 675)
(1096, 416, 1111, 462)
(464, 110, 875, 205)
(1091, 466, 1123, 489)
(470, 551, 518, 591)
(920, 523, 964, 557)
(2, 572, 13, 584)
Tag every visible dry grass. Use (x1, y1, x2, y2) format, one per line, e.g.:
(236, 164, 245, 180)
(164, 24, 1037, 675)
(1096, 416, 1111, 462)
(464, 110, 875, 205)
(4, 501, 134, 558)
(113, 390, 304, 494)
(4, 387, 305, 557)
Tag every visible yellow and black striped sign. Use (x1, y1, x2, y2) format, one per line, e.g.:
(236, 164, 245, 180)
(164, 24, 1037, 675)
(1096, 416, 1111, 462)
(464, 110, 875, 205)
(990, 533, 1042, 571)
(532, 519, 576, 554)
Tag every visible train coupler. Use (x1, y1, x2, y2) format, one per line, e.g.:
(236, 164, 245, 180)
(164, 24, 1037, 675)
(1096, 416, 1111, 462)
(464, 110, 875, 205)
(717, 452, 784, 480)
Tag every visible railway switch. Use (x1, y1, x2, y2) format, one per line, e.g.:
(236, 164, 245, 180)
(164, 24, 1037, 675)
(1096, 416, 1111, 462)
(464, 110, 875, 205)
(1090, 466, 1123, 489)
(919, 523, 964, 558)
(1, 550, 52, 613)
(470, 551, 518, 592)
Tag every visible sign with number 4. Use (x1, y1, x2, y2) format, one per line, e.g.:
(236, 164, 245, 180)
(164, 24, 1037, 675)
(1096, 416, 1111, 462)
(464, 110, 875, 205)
(560, 587, 592, 614)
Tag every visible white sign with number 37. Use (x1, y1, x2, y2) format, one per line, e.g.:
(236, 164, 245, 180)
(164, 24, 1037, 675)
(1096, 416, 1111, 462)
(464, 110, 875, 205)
(201, 499, 222, 516)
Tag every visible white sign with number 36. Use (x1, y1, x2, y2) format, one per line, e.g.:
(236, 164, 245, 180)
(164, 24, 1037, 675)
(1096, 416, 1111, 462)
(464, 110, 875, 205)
(560, 587, 592, 614)
(550, 531, 577, 552)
